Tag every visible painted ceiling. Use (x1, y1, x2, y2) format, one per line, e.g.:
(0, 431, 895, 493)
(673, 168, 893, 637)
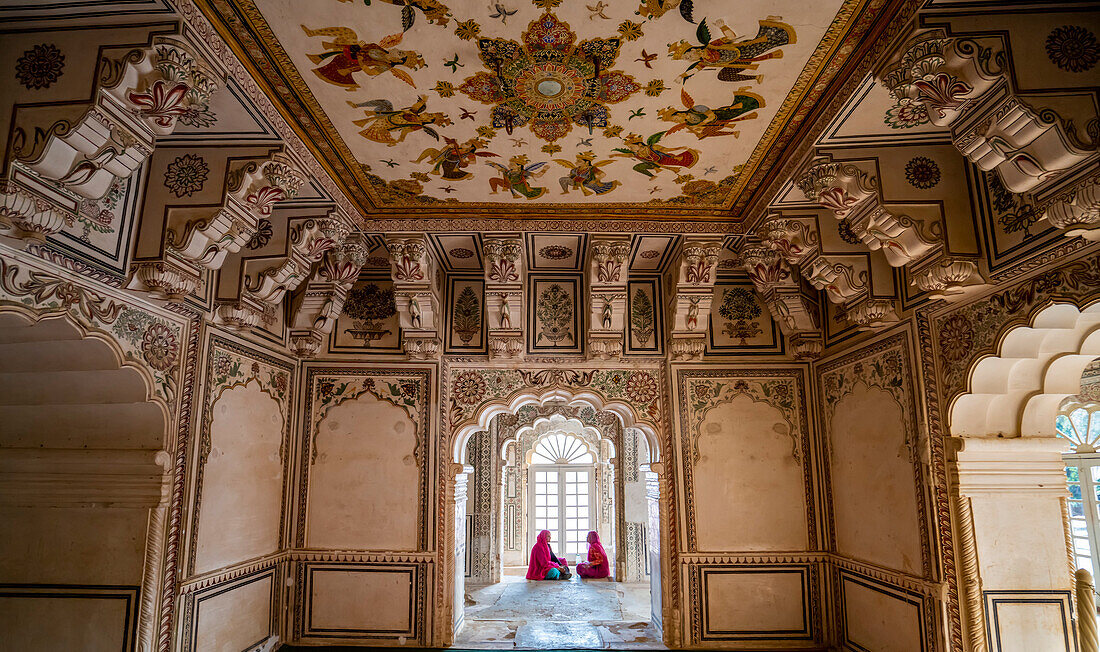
(200, 0, 885, 221)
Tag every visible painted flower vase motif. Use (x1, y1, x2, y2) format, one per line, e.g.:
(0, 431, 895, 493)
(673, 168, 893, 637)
(342, 283, 397, 345)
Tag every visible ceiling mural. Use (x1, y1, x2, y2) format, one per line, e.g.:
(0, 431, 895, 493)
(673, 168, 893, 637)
(197, 0, 875, 220)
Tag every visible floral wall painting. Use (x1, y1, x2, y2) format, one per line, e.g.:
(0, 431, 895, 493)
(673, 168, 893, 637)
(445, 276, 486, 353)
(707, 279, 782, 355)
(206, 0, 856, 210)
(527, 275, 582, 354)
(47, 167, 143, 278)
(974, 171, 1063, 276)
(330, 276, 402, 353)
(627, 278, 662, 355)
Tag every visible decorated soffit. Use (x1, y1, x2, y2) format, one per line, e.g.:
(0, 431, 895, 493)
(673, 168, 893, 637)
(198, 0, 899, 223)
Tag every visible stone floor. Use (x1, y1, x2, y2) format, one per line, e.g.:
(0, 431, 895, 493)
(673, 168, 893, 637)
(453, 570, 664, 650)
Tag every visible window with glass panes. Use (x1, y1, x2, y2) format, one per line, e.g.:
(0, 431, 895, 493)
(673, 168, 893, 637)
(1058, 406, 1100, 582)
(529, 433, 596, 559)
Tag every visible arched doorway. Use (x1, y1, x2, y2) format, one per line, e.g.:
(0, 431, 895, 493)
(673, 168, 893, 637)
(443, 383, 670, 649)
(948, 301, 1100, 651)
(0, 310, 171, 651)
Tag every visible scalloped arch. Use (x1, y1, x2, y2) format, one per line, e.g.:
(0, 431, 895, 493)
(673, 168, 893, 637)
(452, 386, 660, 464)
(949, 302, 1100, 437)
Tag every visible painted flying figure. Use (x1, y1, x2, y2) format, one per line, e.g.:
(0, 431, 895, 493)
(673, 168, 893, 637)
(302, 25, 426, 89)
(348, 96, 451, 146)
(413, 137, 499, 180)
(554, 152, 620, 196)
(486, 155, 549, 199)
(612, 132, 700, 178)
(659, 88, 765, 139)
(669, 17, 795, 84)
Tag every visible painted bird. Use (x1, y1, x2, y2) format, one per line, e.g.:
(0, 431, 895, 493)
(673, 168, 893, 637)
(635, 49, 657, 69)
(440, 185, 457, 193)
(489, 3, 517, 24)
(509, 138, 528, 147)
(628, 108, 646, 120)
(704, 166, 717, 175)
(577, 137, 593, 147)
(443, 54, 463, 73)
(587, 1, 609, 19)
(381, 159, 399, 168)
(459, 108, 477, 121)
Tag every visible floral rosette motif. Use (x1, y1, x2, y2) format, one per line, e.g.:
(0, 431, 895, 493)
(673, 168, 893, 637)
(458, 11, 640, 142)
(453, 371, 488, 405)
(141, 323, 179, 371)
(625, 372, 658, 404)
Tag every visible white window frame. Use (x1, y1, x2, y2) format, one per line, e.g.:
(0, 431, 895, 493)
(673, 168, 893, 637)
(1063, 452, 1100, 583)
(528, 464, 596, 559)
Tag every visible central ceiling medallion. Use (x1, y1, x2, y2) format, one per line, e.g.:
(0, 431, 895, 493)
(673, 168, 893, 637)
(458, 11, 640, 143)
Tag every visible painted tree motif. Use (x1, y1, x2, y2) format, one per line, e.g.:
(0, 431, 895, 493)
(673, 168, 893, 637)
(453, 285, 482, 344)
(631, 287, 655, 346)
(536, 283, 574, 344)
(717, 286, 763, 344)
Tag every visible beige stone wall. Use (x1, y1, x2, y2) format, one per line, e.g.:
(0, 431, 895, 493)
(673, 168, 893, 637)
(307, 391, 420, 550)
(194, 382, 285, 573)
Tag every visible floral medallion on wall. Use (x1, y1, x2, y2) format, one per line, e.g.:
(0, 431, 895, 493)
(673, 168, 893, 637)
(15, 43, 64, 90)
(904, 156, 940, 189)
(163, 154, 209, 198)
(1045, 25, 1099, 73)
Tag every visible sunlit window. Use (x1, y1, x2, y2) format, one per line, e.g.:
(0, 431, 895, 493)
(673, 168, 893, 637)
(531, 432, 594, 465)
(1059, 405, 1100, 581)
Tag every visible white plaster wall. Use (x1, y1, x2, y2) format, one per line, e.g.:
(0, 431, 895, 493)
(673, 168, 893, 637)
(829, 384, 923, 574)
(971, 494, 1070, 591)
(0, 507, 146, 583)
(307, 392, 419, 551)
(195, 382, 284, 573)
(693, 394, 807, 551)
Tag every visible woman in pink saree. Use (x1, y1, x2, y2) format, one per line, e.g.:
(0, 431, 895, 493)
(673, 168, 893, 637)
(576, 530, 610, 579)
(526, 530, 570, 580)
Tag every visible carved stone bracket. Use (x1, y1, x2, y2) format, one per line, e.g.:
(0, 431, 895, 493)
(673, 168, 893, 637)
(10, 37, 220, 204)
(669, 238, 721, 357)
(879, 31, 1097, 195)
(288, 238, 368, 357)
(798, 156, 938, 267)
(488, 331, 524, 360)
(483, 237, 522, 284)
(0, 179, 74, 244)
(741, 243, 822, 357)
(1042, 173, 1100, 241)
(670, 335, 706, 361)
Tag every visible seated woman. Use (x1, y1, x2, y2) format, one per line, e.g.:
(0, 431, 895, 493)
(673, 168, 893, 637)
(576, 530, 610, 579)
(526, 530, 570, 580)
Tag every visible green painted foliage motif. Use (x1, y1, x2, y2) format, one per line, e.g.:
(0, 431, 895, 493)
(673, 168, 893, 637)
(631, 287, 654, 346)
(536, 283, 573, 344)
(453, 285, 481, 344)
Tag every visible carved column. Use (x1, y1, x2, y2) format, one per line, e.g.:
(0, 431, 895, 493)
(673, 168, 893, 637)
(740, 243, 822, 359)
(668, 238, 721, 360)
(588, 235, 630, 360)
(483, 236, 524, 360)
(288, 237, 368, 357)
(387, 234, 441, 360)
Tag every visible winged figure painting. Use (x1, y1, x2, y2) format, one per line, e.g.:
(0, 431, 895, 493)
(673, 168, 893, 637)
(554, 153, 620, 196)
(668, 17, 795, 84)
(413, 137, 498, 180)
(301, 25, 426, 89)
(612, 132, 700, 178)
(658, 88, 764, 139)
(348, 96, 451, 146)
(486, 155, 548, 199)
